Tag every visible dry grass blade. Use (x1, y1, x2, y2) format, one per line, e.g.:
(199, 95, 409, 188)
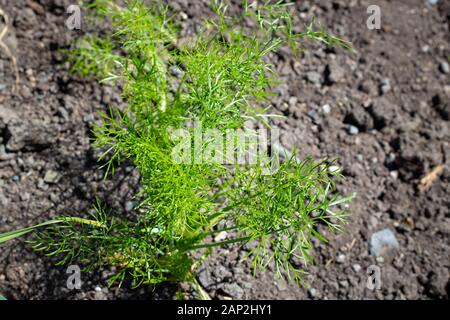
(418, 164, 445, 192)
(0, 7, 20, 94)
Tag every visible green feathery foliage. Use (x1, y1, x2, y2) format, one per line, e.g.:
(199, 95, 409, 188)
(0, 0, 353, 292)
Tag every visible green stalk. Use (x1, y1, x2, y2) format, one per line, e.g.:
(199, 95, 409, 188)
(151, 51, 167, 112)
(0, 217, 106, 244)
(63, 217, 107, 228)
(0, 220, 63, 244)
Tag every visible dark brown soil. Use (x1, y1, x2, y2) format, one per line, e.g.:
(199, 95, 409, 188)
(0, 0, 449, 300)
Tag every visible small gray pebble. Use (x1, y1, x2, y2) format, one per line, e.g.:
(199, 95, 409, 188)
(379, 78, 391, 95)
(347, 125, 359, 135)
(439, 61, 449, 74)
(369, 228, 399, 257)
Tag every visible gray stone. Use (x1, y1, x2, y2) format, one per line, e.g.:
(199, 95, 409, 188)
(336, 254, 346, 264)
(49, 192, 59, 202)
(322, 104, 331, 114)
(58, 107, 70, 122)
(307, 110, 322, 125)
(421, 45, 430, 53)
(347, 125, 359, 135)
(307, 287, 318, 298)
(326, 62, 345, 83)
(219, 283, 244, 299)
(386, 153, 396, 165)
(275, 279, 288, 291)
(288, 96, 298, 107)
(306, 71, 321, 85)
(390, 171, 399, 179)
(20, 192, 31, 202)
(125, 201, 135, 211)
(36, 178, 44, 189)
(369, 228, 399, 257)
(328, 165, 341, 173)
(179, 11, 188, 21)
(439, 61, 449, 74)
(214, 265, 232, 281)
(345, 103, 375, 130)
(83, 113, 95, 123)
(93, 290, 107, 300)
(44, 170, 58, 184)
(214, 231, 228, 242)
(379, 78, 391, 95)
(4, 118, 55, 152)
(352, 264, 362, 272)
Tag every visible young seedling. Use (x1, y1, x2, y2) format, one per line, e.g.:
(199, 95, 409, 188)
(0, 0, 353, 298)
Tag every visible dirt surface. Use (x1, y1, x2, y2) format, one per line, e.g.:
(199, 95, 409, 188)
(0, 0, 449, 300)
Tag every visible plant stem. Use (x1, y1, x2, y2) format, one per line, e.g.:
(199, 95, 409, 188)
(63, 217, 107, 228)
(187, 236, 252, 250)
(0, 217, 106, 244)
(191, 277, 211, 300)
